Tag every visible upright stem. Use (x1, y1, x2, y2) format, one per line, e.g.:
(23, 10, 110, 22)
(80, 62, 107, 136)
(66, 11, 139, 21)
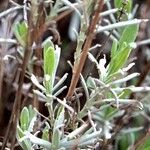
(66, 0, 104, 99)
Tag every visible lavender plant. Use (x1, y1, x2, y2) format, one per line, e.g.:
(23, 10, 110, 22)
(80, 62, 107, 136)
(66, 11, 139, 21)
(1, 0, 150, 150)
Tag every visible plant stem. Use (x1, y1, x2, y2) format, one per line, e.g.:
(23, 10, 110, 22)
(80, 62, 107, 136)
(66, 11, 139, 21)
(66, 0, 104, 99)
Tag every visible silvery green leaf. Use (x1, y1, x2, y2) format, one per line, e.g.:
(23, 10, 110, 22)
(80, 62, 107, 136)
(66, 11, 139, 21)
(52, 129, 61, 150)
(60, 130, 102, 149)
(31, 74, 46, 92)
(88, 52, 99, 68)
(50, 0, 64, 17)
(28, 105, 37, 121)
(28, 115, 37, 132)
(14, 21, 28, 47)
(118, 24, 139, 51)
(53, 73, 68, 92)
(122, 62, 135, 72)
(17, 126, 32, 150)
(33, 90, 47, 101)
(43, 41, 61, 94)
(42, 122, 50, 141)
(87, 77, 96, 89)
(24, 132, 51, 149)
(106, 45, 133, 81)
(54, 105, 65, 128)
(43, 39, 55, 93)
(110, 39, 118, 58)
(97, 19, 147, 32)
(68, 12, 80, 41)
(67, 123, 89, 140)
(79, 130, 102, 144)
(54, 86, 67, 96)
(78, 139, 98, 147)
(61, 0, 81, 17)
(52, 45, 61, 87)
(121, 127, 143, 134)
(80, 74, 90, 100)
(20, 107, 30, 131)
(43, 37, 54, 50)
(44, 74, 53, 94)
(113, 87, 150, 93)
(110, 73, 140, 85)
(52, 106, 64, 150)
(44, 46, 55, 77)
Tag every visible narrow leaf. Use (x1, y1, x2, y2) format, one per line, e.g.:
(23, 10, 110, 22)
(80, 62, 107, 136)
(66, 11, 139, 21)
(20, 107, 30, 131)
(118, 24, 139, 51)
(110, 39, 118, 58)
(51, 129, 60, 150)
(107, 46, 132, 79)
(14, 21, 28, 47)
(44, 47, 55, 76)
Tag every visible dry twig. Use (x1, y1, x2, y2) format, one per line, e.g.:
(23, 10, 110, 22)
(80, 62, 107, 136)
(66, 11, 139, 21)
(66, 0, 104, 99)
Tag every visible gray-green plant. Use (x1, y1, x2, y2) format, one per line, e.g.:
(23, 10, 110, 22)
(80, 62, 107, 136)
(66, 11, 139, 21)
(15, 0, 150, 150)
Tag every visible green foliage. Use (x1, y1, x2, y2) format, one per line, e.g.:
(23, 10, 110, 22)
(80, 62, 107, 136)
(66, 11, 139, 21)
(118, 133, 135, 150)
(137, 137, 150, 150)
(106, 24, 139, 82)
(44, 43, 55, 94)
(14, 21, 28, 47)
(20, 107, 30, 131)
(17, 106, 37, 150)
(118, 24, 139, 50)
(42, 122, 50, 141)
(51, 105, 64, 150)
(49, 0, 63, 18)
(15, 0, 150, 150)
(107, 45, 131, 80)
(44, 40, 55, 77)
(43, 39, 60, 94)
(114, 0, 132, 14)
(17, 126, 32, 150)
(110, 39, 118, 59)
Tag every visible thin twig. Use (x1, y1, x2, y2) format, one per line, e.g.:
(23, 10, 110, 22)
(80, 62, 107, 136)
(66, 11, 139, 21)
(66, 0, 104, 99)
